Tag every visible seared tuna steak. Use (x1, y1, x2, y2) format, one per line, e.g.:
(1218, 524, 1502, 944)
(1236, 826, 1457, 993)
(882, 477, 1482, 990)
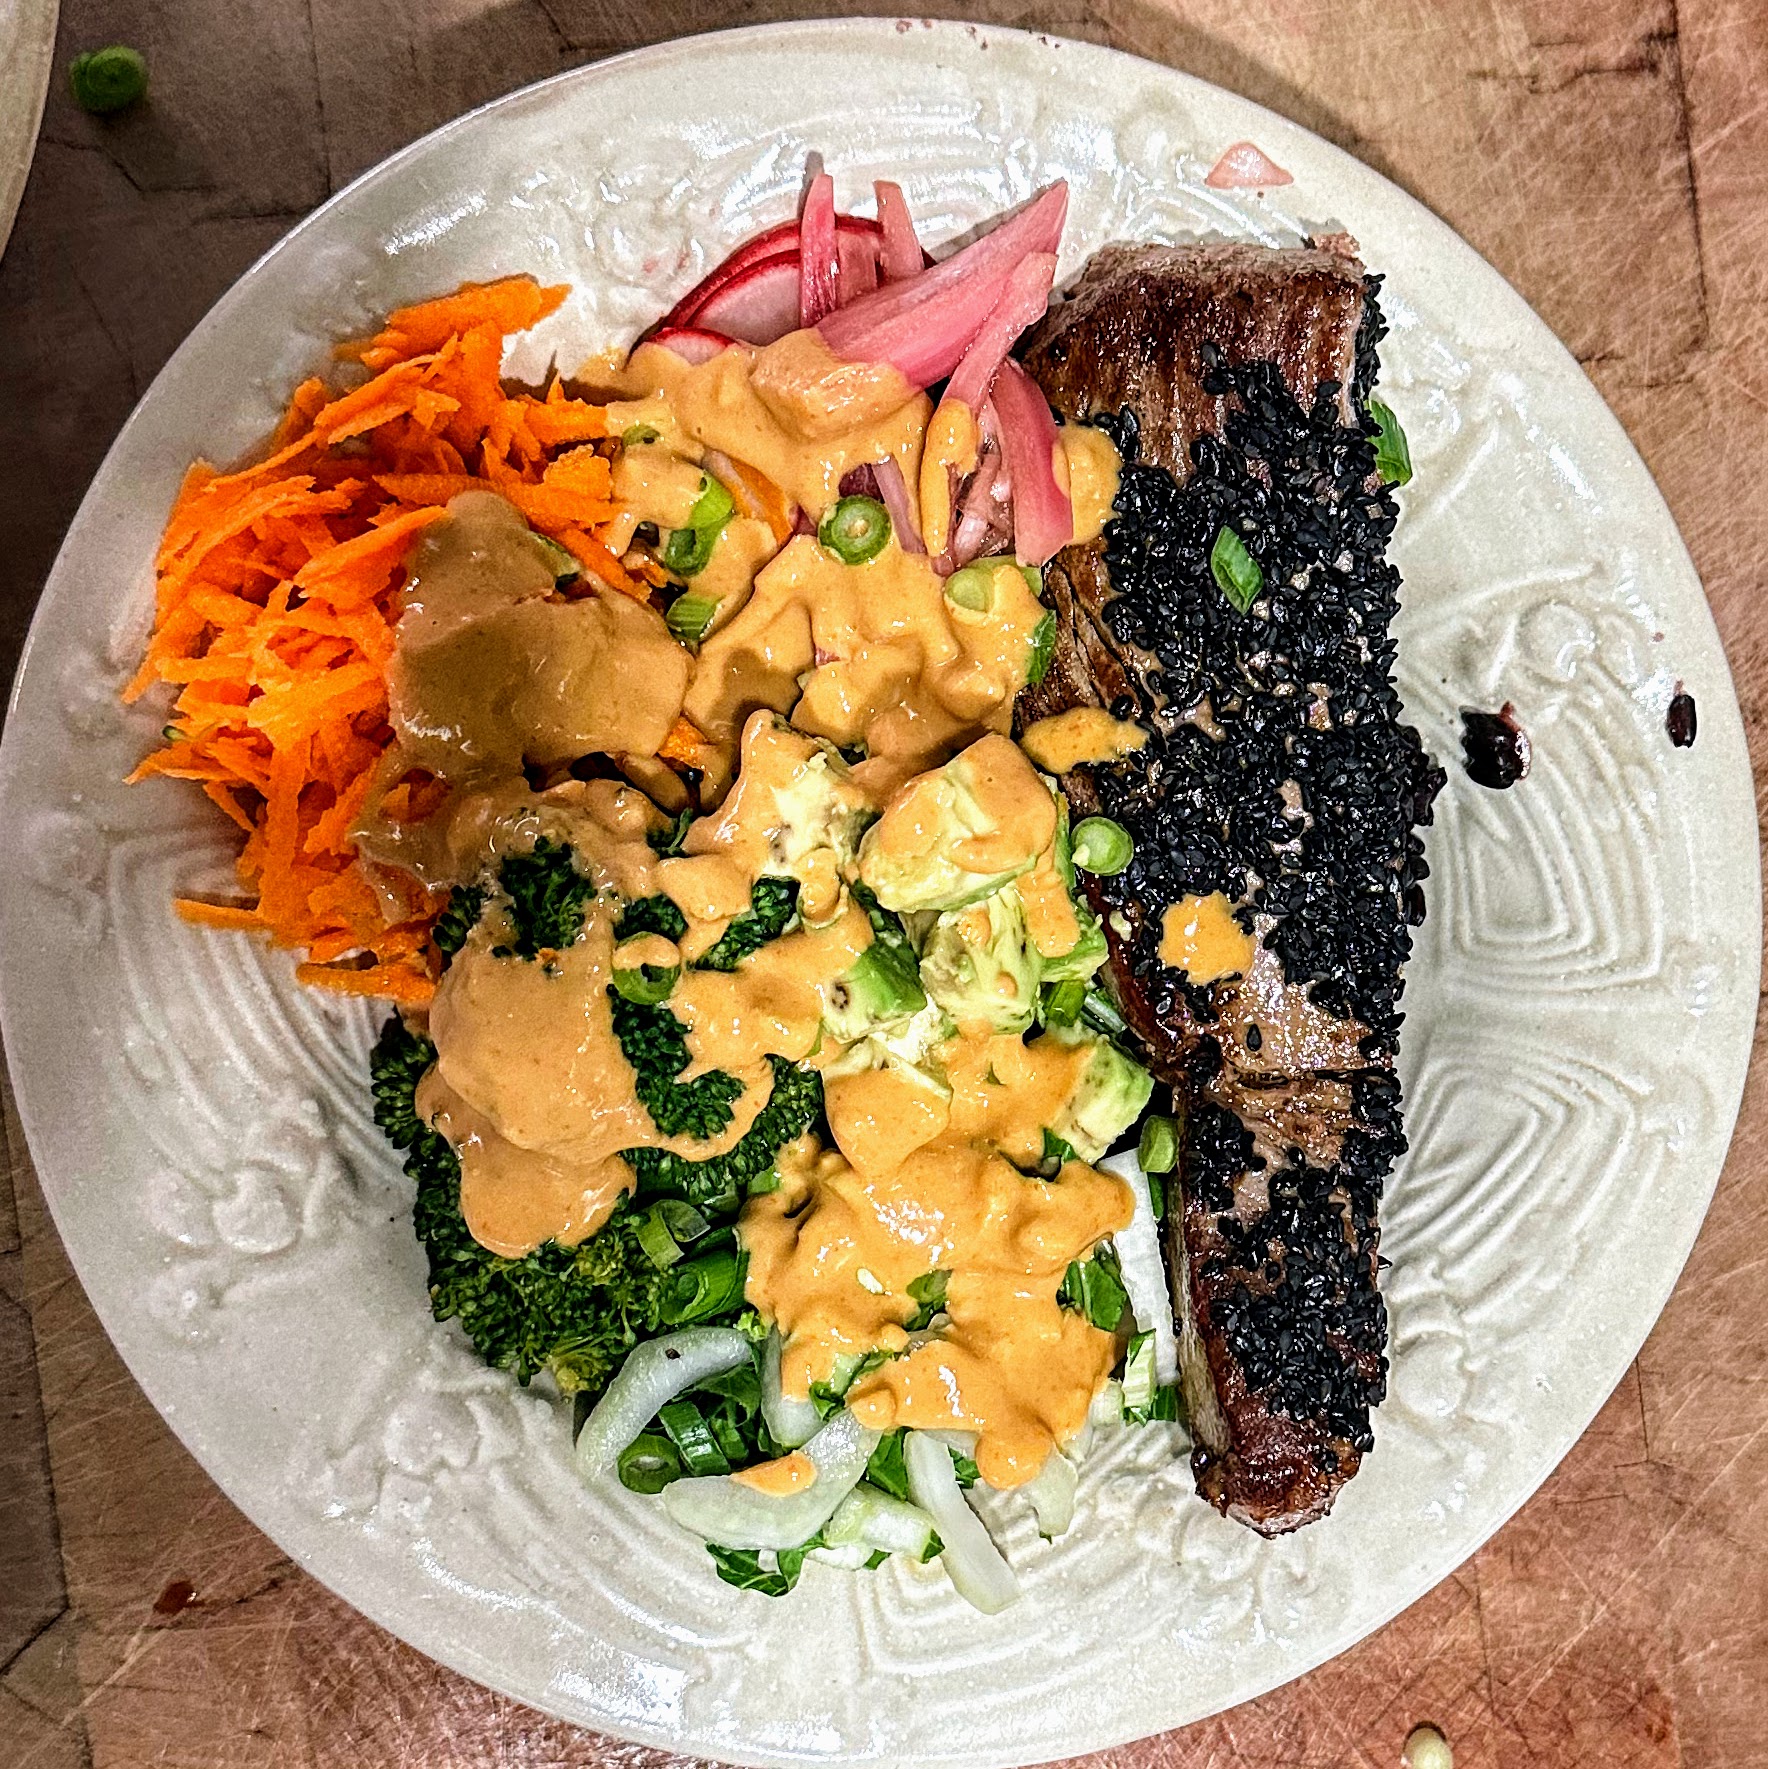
(1019, 242, 1442, 1533)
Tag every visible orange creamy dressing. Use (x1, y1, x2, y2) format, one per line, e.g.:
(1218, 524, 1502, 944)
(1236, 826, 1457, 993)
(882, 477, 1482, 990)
(684, 536, 1049, 796)
(1159, 890, 1256, 983)
(731, 1451, 818, 1495)
(387, 491, 688, 779)
(1057, 424, 1121, 545)
(741, 1128, 1131, 1488)
(1018, 707, 1148, 774)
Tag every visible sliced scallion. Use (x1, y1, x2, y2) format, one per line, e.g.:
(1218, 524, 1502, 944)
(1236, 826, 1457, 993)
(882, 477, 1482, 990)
(622, 422, 661, 446)
(1137, 1113, 1179, 1177)
(662, 524, 718, 576)
(531, 532, 581, 585)
(611, 950, 679, 1006)
(1210, 526, 1263, 613)
(1040, 979, 1086, 1028)
(1367, 398, 1413, 487)
(1071, 816, 1132, 876)
(659, 1247, 749, 1326)
(666, 593, 720, 644)
(818, 495, 891, 566)
(616, 1430, 683, 1494)
(636, 1206, 685, 1270)
(658, 1398, 731, 1476)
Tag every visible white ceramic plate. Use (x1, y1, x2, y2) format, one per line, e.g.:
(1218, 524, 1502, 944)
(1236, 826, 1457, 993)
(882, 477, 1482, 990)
(0, 0, 58, 255)
(0, 20, 1757, 1766)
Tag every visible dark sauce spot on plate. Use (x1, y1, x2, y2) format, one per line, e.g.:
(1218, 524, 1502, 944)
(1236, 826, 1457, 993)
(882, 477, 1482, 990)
(1667, 689, 1697, 749)
(1460, 705, 1530, 790)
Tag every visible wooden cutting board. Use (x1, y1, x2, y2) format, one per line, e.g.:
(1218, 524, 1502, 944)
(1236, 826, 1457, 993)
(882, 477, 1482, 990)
(2, 0, 1766, 1764)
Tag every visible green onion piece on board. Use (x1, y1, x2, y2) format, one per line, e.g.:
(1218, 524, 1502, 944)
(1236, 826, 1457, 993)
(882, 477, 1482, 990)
(617, 1430, 684, 1494)
(1041, 979, 1086, 1028)
(818, 495, 891, 566)
(1071, 816, 1132, 876)
(1026, 613, 1057, 685)
(1367, 398, 1413, 487)
(70, 45, 148, 114)
(658, 1399, 731, 1475)
(1138, 1113, 1179, 1176)
(943, 562, 995, 612)
(666, 593, 720, 644)
(1210, 526, 1263, 613)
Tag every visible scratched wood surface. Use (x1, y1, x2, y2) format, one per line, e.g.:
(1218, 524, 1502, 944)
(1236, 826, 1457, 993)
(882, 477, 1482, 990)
(2, 1, 1767, 1765)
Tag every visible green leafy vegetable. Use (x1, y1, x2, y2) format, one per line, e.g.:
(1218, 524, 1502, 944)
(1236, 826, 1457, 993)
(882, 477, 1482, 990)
(1367, 398, 1413, 487)
(649, 809, 694, 858)
(1209, 526, 1263, 614)
(949, 1448, 981, 1489)
(1060, 1244, 1129, 1333)
(1027, 613, 1057, 685)
(1040, 979, 1086, 1028)
(905, 1268, 949, 1331)
(865, 1431, 912, 1501)
(696, 877, 799, 971)
(706, 1542, 814, 1597)
(1042, 1127, 1077, 1170)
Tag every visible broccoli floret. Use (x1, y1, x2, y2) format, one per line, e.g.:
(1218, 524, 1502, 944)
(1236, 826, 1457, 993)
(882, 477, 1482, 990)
(616, 894, 689, 943)
(696, 877, 799, 971)
(371, 1015, 669, 1396)
(499, 838, 595, 958)
(433, 885, 484, 963)
(625, 1055, 824, 1213)
(609, 992, 746, 1140)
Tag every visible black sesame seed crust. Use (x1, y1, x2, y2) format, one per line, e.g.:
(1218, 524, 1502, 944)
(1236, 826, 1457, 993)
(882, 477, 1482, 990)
(1019, 240, 1444, 1534)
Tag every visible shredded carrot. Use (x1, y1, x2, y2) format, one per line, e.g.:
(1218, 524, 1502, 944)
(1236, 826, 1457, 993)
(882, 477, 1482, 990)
(126, 273, 654, 1003)
(658, 715, 719, 772)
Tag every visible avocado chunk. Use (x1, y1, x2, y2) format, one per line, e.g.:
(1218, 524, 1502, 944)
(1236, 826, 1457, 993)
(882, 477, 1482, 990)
(920, 887, 1042, 1036)
(1034, 1023, 1155, 1164)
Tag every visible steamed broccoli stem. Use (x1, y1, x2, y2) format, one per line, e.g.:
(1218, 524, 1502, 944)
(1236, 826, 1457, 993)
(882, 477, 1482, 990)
(609, 992, 745, 1140)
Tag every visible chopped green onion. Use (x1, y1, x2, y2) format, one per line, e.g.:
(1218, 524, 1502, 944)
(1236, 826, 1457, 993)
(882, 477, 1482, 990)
(611, 948, 679, 1005)
(636, 1206, 686, 1270)
(1210, 526, 1263, 614)
(616, 1430, 683, 1494)
(659, 1247, 748, 1325)
(1137, 1113, 1179, 1176)
(1071, 816, 1132, 876)
(69, 45, 148, 114)
(905, 1269, 949, 1330)
(658, 1398, 730, 1475)
(943, 562, 995, 612)
(1062, 1247, 1128, 1332)
(1146, 1171, 1166, 1221)
(1120, 1329, 1158, 1416)
(1041, 979, 1086, 1028)
(531, 532, 581, 584)
(818, 495, 891, 566)
(666, 593, 720, 643)
(690, 474, 735, 530)
(622, 422, 661, 446)
(1367, 398, 1413, 487)
(661, 524, 718, 576)
(709, 1410, 750, 1464)
(1027, 613, 1057, 685)
(1042, 1128, 1077, 1170)
(1079, 986, 1128, 1039)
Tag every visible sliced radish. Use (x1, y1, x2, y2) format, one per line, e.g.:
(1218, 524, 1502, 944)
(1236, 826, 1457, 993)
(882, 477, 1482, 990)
(799, 172, 840, 328)
(1204, 141, 1294, 189)
(648, 325, 737, 365)
(690, 255, 802, 345)
(874, 179, 924, 281)
(665, 214, 881, 330)
(991, 358, 1073, 567)
(816, 182, 1069, 391)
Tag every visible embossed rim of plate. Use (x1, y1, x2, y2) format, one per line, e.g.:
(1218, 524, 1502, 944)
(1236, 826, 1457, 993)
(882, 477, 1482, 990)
(0, 19, 1759, 1766)
(0, 0, 59, 254)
